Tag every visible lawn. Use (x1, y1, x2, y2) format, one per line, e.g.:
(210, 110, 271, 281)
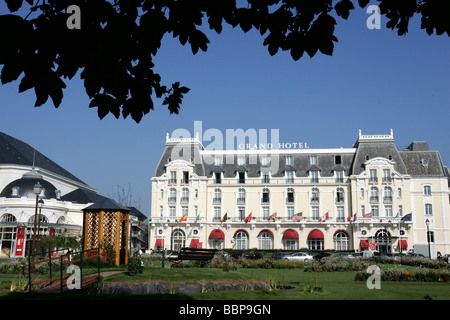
(1, 259, 449, 300)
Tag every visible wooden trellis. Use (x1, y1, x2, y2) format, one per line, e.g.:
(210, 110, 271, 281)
(83, 199, 130, 266)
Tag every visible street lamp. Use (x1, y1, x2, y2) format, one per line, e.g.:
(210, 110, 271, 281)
(36, 199, 44, 254)
(425, 219, 431, 259)
(31, 182, 43, 257)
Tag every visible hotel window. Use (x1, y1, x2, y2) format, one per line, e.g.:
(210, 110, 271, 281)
(369, 169, 377, 183)
(238, 207, 246, 221)
(286, 156, 293, 165)
(262, 188, 270, 203)
(287, 207, 294, 219)
(169, 171, 177, 184)
(382, 169, 391, 183)
(385, 205, 393, 217)
(213, 189, 222, 204)
(398, 205, 403, 217)
(310, 171, 319, 183)
(214, 172, 222, 184)
(169, 188, 177, 203)
(361, 205, 365, 216)
(182, 171, 189, 184)
(286, 188, 294, 203)
(160, 206, 163, 217)
(383, 187, 392, 202)
(214, 207, 221, 221)
(238, 172, 245, 184)
(262, 207, 269, 220)
(237, 189, 246, 204)
(371, 205, 379, 217)
(335, 155, 342, 165)
(336, 207, 345, 222)
(310, 155, 317, 165)
(423, 185, 431, 196)
(181, 188, 189, 203)
(397, 188, 402, 198)
(169, 206, 176, 217)
(160, 189, 164, 199)
(262, 173, 270, 184)
(370, 187, 379, 202)
(214, 156, 222, 166)
(311, 188, 319, 203)
(360, 188, 365, 199)
(427, 231, 435, 243)
(235, 231, 248, 250)
(336, 188, 344, 203)
(335, 170, 344, 183)
(334, 231, 349, 250)
(261, 156, 270, 166)
(194, 189, 198, 199)
(308, 237, 323, 251)
(258, 231, 273, 250)
(312, 206, 320, 221)
(425, 203, 433, 215)
(181, 206, 188, 217)
(286, 171, 294, 183)
(238, 157, 245, 166)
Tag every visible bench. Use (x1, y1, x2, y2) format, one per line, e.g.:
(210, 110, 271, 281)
(168, 247, 217, 268)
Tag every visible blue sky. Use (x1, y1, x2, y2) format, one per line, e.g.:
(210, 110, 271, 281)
(1, 4, 449, 216)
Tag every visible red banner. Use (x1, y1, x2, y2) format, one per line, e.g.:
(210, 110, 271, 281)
(15, 227, 25, 257)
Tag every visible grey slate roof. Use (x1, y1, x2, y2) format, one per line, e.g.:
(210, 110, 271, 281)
(83, 198, 130, 211)
(155, 135, 448, 180)
(0, 131, 89, 187)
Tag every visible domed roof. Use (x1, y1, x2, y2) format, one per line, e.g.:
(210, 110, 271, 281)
(0, 169, 59, 199)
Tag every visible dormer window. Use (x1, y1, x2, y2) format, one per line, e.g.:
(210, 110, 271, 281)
(310, 156, 317, 165)
(11, 186, 20, 197)
(286, 156, 293, 165)
(214, 156, 222, 166)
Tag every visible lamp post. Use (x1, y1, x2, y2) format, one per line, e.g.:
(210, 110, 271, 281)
(36, 199, 44, 254)
(31, 182, 43, 257)
(425, 219, 431, 259)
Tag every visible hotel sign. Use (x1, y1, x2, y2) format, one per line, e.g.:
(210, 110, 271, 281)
(238, 142, 310, 150)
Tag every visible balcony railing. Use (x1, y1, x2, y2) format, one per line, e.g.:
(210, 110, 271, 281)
(168, 197, 177, 203)
(369, 196, 379, 203)
(237, 198, 245, 204)
(310, 197, 319, 204)
(369, 177, 378, 183)
(383, 196, 392, 203)
(213, 197, 221, 205)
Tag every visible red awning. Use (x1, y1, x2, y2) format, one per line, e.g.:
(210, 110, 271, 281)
(209, 229, 224, 239)
(308, 229, 324, 239)
(190, 239, 202, 248)
(155, 239, 164, 247)
(282, 229, 298, 239)
(360, 240, 369, 248)
(399, 240, 408, 249)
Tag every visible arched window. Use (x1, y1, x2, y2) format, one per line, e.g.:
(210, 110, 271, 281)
(181, 188, 189, 203)
(234, 230, 248, 250)
(28, 214, 48, 224)
(384, 187, 392, 202)
(370, 187, 379, 202)
(213, 188, 222, 204)
(1, 213, 16, 223)
(171, 229, 185, 252)
(169, 188, 177, 203)
(286, 188, 294, 203)
(311, 188, 319, 203)
(336, 188, 344, 203)
(237, 188, 246, 204)
(262, 188, 270, 203)
(258, 230, 273, 249)
(333, 231, 349, 250)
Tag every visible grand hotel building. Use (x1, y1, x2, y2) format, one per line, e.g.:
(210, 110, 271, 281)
(149, 130, 450, 257)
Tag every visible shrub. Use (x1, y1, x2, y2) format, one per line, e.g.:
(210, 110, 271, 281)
(127, 254, 144, 276)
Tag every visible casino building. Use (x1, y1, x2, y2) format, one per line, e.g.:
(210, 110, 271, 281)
(0, 131, 147, 259)
(149, 129, 450, 257)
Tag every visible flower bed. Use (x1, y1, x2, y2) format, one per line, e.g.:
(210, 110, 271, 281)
(355, 266, 450, 282)
(239, 258, 305, 269)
